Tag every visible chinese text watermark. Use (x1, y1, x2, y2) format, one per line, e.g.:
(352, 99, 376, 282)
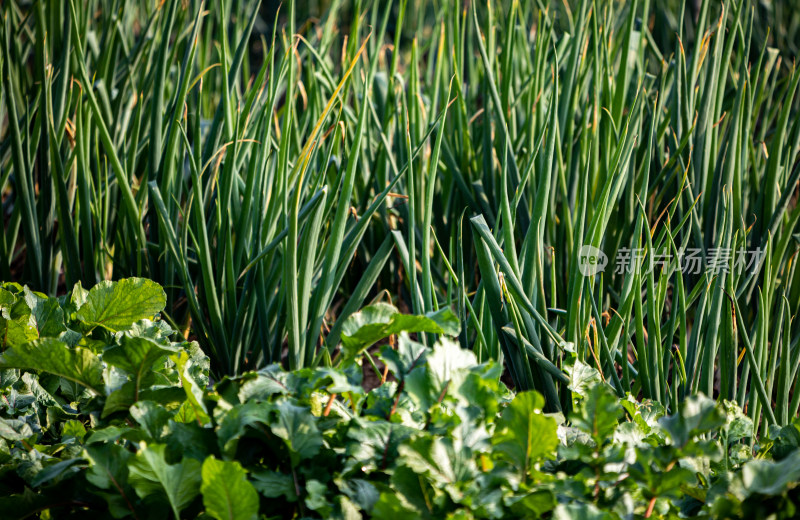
(578, 246, 764, 276)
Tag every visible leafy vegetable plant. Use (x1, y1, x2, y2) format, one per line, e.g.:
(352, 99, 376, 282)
(3, 0, 800, 516)
(0, 279, 799, 518)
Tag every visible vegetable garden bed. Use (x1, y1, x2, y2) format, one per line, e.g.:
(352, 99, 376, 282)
(2, 0, 800, 518)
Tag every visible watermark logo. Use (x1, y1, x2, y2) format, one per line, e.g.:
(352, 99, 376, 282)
(577, 245, 765, 277)
(578, 245, 608, 276)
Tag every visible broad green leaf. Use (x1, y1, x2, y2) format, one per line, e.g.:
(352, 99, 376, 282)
(570, 384, 622, 444)
(237, 364, 290, 401)
(85, 443, 136, 518)
(659, 394, 727, 447)
(742, 450, 800, 496)
(383, 464, 443, 518)
(0, 338, 105, 395)
(341, 303, 459, 360)
(344, 419, 416, 474)
(337, 495, 362, 520)
(405, 337, 477, 411)
(0, 369, 19, 390)
(0, 417, 34, 441)
(61, 420, 87, 441)
(130, 401, 172, 441)
(201, 456, 259, 520)
(69, 281, 89, 310)
(30, 458, 84, 488)
(722, 400, 754, 442)
(22, 372, 60, 408)
(23, 288, 65, 338)
(567, 360, 602, 398)
(268, 400, 322, 461)
(371, 488, 424, 519)
(165, 421, 217, 461)
(173, 350, 210, 425)
(336, 477, 379, 513)
(770, 420, 800, 460)
(397, 435, 475, 492)
(128, 442, 202, 519)
(506, 490, 557, 517)
(553, 503, 613, 520)
(217, 401, 271, 458)
(77, 278, 166, 332)
(425, 337, 477, 389)
(102, 383, 139, 418)
(251, 470, 297, 501)
(85, 425, 133, 445)
(310, 367, 364, 395)
(102, 384, 184, 418)
(126, 319, 176, 343)
(379, 333, 428, 380)
(304, 479, 331, 515)
(491, 391, 558, 477)
(104, 335, 179, 386)
(620, 396, 666, 436)
(0, 288, 15, 307)
(0, 299, 38, 348)
(451, 361, 508, 419)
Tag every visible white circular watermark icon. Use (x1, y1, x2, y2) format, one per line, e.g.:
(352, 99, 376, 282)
(578, 245, 608, 276)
